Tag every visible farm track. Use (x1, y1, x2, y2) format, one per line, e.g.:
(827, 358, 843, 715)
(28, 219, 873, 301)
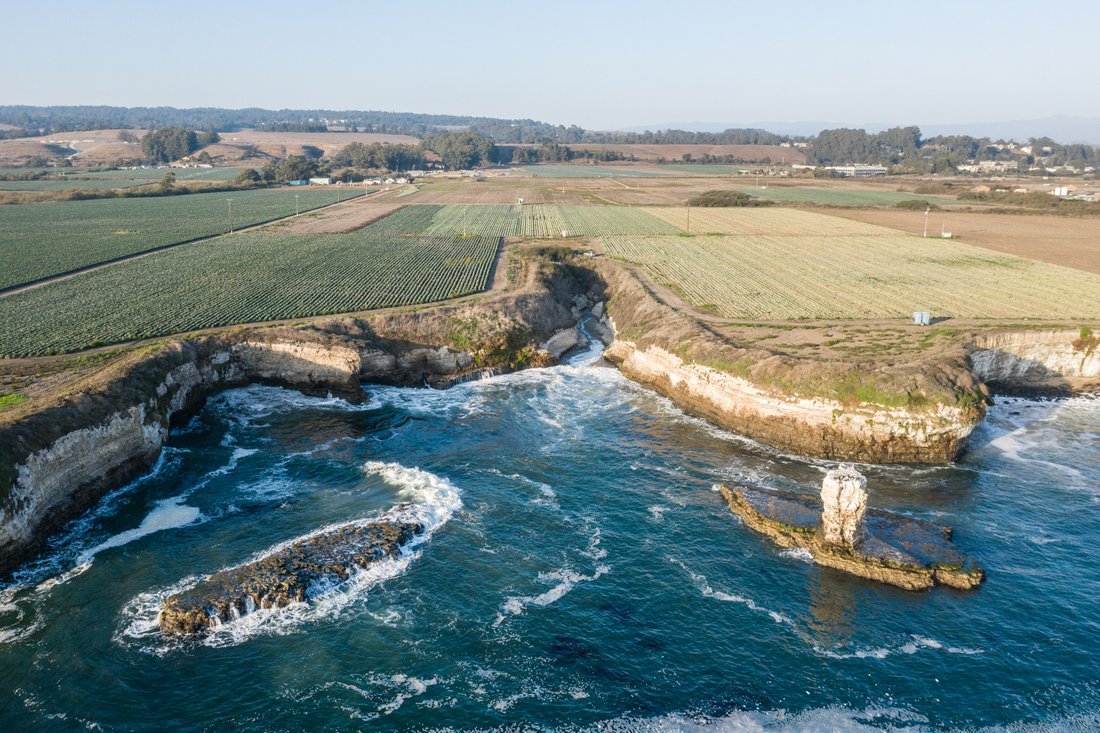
(0, 191, 379, 299)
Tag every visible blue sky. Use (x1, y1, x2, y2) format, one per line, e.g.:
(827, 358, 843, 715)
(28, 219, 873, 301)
(3, 0, 1098, 130)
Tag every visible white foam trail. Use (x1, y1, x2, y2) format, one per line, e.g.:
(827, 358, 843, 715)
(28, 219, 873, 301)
(672, 558, 794, 626)
(566, 705, 935, 732)
(116, 461, 461, 650)
(77, 497, 202, 564)
(816, 634, 982, 660)
(494, 525, 609, 626)
(648, 505, 669, 522)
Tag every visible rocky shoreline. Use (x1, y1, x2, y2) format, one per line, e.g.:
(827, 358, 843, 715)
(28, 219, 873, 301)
(0, 253, 604, 577)
(720, 469, 984, 591)
(1, 249, 1096, 578)
(161, 519, 423, 635)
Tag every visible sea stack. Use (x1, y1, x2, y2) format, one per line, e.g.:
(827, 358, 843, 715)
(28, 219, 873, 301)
(820, 465, 867, 549)
(719, 470, 984, 591)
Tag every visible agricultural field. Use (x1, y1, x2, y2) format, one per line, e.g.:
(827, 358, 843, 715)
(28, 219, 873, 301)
(723, 185, 960, 207)
(0, 187, 363, 290)
(601, 209, 1100, 320)
(0, 227, 498, 357)
(516, 165, 664, 178)
(367, 203, 680, 238)
(0, 167, 243, 191)
(643, 207, 889, 236)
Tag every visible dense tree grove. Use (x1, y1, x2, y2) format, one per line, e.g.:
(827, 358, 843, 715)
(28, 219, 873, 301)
(141, 128, 219, 163)
(419, 132, 497, 169)
(330, 142, 425, 171)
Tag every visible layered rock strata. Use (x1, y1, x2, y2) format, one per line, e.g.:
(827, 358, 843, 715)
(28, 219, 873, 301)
(605, 342, 977, 463)
(719, 483, 984, 591)
(0, 256, 601, 576)
(160, 520, 422, 634)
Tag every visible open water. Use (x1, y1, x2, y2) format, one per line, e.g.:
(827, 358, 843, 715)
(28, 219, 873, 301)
(1, 338, 1098, 731)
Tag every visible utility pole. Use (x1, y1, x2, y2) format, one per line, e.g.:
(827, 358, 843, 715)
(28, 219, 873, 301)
(294, 193, 300, 217)
(923, 206, 930, 238)
(226, 198, 234, 233)
(686, 205, 691, 234)
(462, 207, 467, 237)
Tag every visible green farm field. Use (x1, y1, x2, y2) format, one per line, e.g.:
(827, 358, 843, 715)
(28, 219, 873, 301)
(516, 165, 667, 178)
(725, 185, 959, 207)
(0, 227, 498, 357)
(371, 204, 680, 237)
(0, 166, 243, 191)
(0, 187, 363, 290)
(603, 209, 1100, 320)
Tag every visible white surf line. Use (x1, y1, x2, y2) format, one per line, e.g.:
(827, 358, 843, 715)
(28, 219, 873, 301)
(116, 461, 462, 650)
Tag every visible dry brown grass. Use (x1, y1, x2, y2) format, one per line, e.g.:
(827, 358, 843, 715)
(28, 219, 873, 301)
(820, 208, 1100, 275)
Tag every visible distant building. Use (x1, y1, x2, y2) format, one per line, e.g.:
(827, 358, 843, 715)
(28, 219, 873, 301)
(309, 177, 332, 185)
(828, 165, 887, 177)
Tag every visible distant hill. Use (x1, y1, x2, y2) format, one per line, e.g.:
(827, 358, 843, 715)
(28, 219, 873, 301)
(623, 115, 1100, 145)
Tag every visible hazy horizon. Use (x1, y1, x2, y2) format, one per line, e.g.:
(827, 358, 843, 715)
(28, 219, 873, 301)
(3, 0, 1098, 132)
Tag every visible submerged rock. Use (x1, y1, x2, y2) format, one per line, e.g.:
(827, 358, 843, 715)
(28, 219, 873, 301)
(719, 480, 983, 591)
(160, 519, 422, 635)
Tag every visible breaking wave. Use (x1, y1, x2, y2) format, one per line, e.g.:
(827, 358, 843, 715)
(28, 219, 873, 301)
(116, 461, 461, 650)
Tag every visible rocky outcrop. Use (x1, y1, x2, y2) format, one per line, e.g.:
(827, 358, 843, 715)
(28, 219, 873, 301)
(970, 329, 1100, 395)
(161, 520, 422, 634)
(820, 465, 867, 547)
(605, 341, 978, 463)
(0, 253, 599, 577)
(232, 340, 362, 399)
(720, 482, 984, 591)
(0, 337, 362, 575)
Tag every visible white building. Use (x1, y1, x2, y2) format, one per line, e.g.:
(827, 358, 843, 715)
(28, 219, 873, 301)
(828, 165, 888, 177)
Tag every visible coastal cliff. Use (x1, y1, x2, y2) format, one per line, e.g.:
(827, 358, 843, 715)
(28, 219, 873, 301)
(594, 260, 987, 463)
(969, 328, 1100, 395)
(0, 254, 596, 576)
(605, 341, 977, 462)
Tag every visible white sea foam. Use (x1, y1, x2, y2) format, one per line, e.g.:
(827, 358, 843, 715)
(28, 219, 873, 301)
(648, 505, 669, 522)
(671, 558, 794, 626)
(77, 497, 202, 564)
(494, 528, 610, 627)
(778, 547, 814, 564)
(816, 635, 982, 660)
(115, 461, 462, 651)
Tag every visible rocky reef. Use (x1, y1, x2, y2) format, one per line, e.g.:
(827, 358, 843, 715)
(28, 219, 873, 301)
(720, 467, 984, 591)
(160, 520, 422, 634)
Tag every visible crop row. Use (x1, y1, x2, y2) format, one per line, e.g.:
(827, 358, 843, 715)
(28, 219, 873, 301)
(641, 207, 894, 237)
(602, 233, 1100, 320)
(0, 231, 498, 357)
(364, 204, 679, 238)
(0, 187, 363, 290)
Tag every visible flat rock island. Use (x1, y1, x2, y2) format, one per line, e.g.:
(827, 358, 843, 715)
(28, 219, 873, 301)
(720, 466, 984, 591)
(160, 519, 423, 635)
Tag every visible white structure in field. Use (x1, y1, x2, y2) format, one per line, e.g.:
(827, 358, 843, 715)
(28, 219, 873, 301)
(828, 165, 888, 177)
(912, 311, 930, 325)
(309, 177, 332, 185)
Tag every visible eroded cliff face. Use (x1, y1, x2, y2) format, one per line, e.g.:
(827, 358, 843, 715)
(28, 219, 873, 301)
(605, 341, 978, 463)
(0, 256, 596, 575)
(0, 338, 366, 573)
(970, 330, 1100, 388)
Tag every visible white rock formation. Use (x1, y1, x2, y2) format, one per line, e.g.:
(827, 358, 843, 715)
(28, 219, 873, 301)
(820, 465, 867, 548)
